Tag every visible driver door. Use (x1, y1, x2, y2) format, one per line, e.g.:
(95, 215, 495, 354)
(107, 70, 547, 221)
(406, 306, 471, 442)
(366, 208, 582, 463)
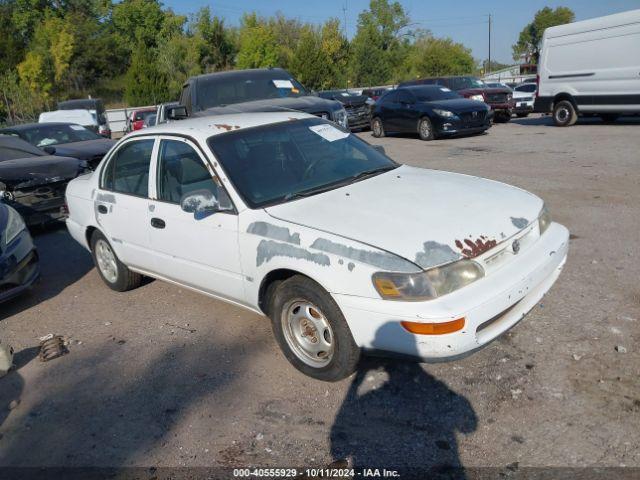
(147, 136, 244, 303)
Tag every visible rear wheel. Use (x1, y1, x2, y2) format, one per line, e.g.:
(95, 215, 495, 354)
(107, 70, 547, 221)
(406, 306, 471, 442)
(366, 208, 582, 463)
(90, 230, 142, 292)
(553, 100, 578, 127)
(269, 275, 360, 382)
(371, 117, 385, 138)
(417, 117, 434, 141)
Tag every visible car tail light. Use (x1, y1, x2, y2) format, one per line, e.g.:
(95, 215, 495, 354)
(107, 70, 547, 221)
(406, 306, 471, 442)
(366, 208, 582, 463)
(401, 318, 466, 335)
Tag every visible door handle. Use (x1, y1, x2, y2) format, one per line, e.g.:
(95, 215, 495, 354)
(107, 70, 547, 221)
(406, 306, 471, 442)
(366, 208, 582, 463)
(97, 204, 108, 214)
(150, 217, 166, 229)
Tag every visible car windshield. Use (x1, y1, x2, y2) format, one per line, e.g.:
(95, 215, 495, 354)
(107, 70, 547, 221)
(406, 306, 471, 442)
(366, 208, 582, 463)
(19, 124, 101, 147)
(207, 118, 397, 208)
(455, 77, 487, 89)
(412, 87, 461, 101)
(197, 75, 309, 110)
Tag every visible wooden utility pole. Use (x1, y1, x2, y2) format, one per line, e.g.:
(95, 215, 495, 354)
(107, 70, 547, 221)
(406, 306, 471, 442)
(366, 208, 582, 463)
(488, 14, 492, 74)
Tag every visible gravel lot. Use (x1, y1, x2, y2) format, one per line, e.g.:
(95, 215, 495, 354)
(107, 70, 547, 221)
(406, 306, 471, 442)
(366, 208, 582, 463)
(1, 114, 639, 475)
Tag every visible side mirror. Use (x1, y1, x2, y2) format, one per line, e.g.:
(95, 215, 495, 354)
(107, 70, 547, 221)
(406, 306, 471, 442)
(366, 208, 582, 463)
(180, 188, 233, 219)
(167, 105, 188, 121)
(43, 146, 56, 155)
(372, 144, 386, 155)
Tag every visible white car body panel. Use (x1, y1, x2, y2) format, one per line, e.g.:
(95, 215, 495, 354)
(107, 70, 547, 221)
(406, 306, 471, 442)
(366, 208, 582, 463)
(65, 112, 569, 361)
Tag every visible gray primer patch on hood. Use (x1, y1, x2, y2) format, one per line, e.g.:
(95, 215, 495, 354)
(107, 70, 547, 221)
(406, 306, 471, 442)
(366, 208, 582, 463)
(96, 192, 116, 204)
(310, 238, 416, 272)
(414, 241, 462, 269)
(248, 221, 300, 244)
(510, 217, 529, 229)
(257, 240, 330, 267)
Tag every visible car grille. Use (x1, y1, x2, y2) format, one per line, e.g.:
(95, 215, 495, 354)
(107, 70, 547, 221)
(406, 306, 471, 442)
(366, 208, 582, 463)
(459, 110, 486, 127)
(346, 104, 371, 126)
(485, 93, 508, 104)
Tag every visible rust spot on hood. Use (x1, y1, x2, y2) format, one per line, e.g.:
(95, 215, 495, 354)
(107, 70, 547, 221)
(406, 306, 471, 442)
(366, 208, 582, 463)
(214, 124, 241, 131)
(455, 236, 497, 258)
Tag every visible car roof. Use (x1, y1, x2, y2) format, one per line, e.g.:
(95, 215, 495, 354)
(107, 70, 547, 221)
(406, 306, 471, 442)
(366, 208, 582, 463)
(126, 111, 315, 141)
(189, 67, 289, 83)
(1, 122, 77, 131)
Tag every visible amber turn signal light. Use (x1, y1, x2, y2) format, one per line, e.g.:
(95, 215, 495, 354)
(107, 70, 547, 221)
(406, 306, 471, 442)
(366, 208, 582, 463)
(401, 317, 465, 335)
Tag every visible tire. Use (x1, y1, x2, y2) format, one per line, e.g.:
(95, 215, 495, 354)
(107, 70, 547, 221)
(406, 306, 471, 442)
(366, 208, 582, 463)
(90, 230, 142, 292)
(371, 117, 385, 138)
(417, 117, 435, 141)
(268, 275, 360, 382)
(553, 100, 578, 127)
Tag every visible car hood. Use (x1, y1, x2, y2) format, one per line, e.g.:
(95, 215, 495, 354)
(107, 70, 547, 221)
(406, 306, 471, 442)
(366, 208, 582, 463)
(0, 155, 82, 189)
(330, 95, 369, 107)
(265, 165, 543, 270)
(459, 87, 511, 95)
(195, 96, 343, 117)
(51, 139, 116, 160)
(423, 98, 488, 112)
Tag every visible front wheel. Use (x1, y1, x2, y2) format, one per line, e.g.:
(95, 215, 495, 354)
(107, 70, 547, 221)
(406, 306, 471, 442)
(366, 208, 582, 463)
(269, 275, 360, 382)
(371, 117, 385, 138)
(553, 100, 578, 127)
(417, 117, 435, 141)
(90, 230, 142, 292)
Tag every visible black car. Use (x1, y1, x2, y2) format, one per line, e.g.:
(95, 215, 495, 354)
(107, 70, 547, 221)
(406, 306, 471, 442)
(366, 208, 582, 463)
(0, 202, 39, 302)
(371, 85, 492, 141)
(317, 90, 372, 130)
(0, 123, 115, 170)
(0, 136, 87, 226)
(179, 68, 348, 128)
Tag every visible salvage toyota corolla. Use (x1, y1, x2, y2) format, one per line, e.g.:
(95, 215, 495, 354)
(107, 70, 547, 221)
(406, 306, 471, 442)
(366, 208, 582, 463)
(65, 112, 569, 381)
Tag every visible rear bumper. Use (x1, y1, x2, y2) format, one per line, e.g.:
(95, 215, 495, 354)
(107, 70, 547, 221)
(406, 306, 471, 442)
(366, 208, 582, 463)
(0, 230, 40, 303)
(333, 222, 569, 361)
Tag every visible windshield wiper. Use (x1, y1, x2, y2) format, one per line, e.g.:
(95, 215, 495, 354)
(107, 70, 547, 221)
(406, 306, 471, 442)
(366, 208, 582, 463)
(349, 165, 397, 182)
(283, 182, 346, 201)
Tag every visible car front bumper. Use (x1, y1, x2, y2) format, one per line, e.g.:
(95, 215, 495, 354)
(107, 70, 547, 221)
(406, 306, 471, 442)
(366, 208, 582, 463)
(514, 101, 534, 113)
(0, 229, 40, 303)
(433, 114, 492, 137)
(333, 222, 569, 361)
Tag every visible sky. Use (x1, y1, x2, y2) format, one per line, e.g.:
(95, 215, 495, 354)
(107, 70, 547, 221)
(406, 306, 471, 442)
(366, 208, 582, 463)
(161, 0, 640, 64)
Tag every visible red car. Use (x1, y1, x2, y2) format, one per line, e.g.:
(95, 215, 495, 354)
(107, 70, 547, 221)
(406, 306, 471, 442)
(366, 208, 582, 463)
(127, 108, 156, 132)
(399, 76, 514, 122)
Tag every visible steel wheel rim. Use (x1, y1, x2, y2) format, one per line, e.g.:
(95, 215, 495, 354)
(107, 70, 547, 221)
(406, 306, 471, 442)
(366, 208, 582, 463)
(281, 299, 334, 368)
(95, 239, 118, 283)
(420, 119, 431, 138)
(373, 119, 382, 136)
(557, 107, 569, 123)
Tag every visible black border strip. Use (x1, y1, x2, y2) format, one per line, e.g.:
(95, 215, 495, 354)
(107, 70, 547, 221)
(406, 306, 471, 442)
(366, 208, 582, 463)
(548, 72, 595, 79)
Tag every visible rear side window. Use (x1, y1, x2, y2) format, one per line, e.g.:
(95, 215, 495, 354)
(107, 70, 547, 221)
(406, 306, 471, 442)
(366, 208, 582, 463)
(156, 139, 220, 204)
(516, 84, 536, 93)
(380, 90, 398, 103)
(102, 139, 154, 197)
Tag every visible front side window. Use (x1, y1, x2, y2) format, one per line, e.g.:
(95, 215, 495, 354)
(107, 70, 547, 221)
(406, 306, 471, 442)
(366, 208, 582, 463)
(156, 139, 220, 204)
(207, 118, 397, 208)
(102, 139, 154, 197)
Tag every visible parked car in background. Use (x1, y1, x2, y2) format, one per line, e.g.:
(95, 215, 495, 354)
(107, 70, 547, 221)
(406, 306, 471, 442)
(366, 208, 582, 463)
(57, 99, 111, 137)
(0, 123, 115, 169)
(65, 111, 568, 381)
(486, 82, 511, 90)
(40, 109, 100, 134)
(154, 102, 183, 125)
(317, 90, 373, 131)
(127, 108, 157, 132)
(361, 87, 392, 102)
(143, 114, 157, 128)
(371, 85, 492, 140)
(512, 83, 537, 117)
(0, 202, 39, 303)
(0, 135, 87, 226)
(178, 68, 348, 128)
(535, 9, 640, 126)
(400, 76, 514, 122)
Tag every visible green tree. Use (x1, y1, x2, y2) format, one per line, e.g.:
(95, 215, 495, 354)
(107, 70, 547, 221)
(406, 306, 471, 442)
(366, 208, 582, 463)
(349, 0, 410, 86)
(399, 34, 475, 80)
(112, 0, 167, 51)
(124, 43, 171, 105)
(512, 6, 574, 63)
(320, 18, 349, 89)
(191, 6, 236, 72)
(236, 12, 279, 69)
(0, 71, 46, 125)
(290, 25, 325, 90)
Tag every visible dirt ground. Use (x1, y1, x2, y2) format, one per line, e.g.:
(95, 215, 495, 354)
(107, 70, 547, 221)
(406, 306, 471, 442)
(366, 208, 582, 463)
(1, 114, 639, 476)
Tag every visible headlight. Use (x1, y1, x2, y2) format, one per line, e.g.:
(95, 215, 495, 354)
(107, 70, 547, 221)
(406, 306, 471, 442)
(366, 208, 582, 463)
(433, 109, 456, 118)
(372, 259, 485, 301)
(538, 205, 551, 235)
(4, 206, 26, 246)
(470, 94, 484, 102)
(333, 108, 348, 128)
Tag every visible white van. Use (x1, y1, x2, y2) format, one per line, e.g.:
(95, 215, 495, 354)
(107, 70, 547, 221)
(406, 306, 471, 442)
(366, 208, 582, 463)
(534, 9, 640, 126)
(39, 109, 100, 133)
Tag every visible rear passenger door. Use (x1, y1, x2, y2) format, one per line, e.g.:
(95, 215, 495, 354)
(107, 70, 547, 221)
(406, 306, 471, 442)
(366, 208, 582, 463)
(379, 90, 400, 131)
(147, 137, 245, 303)
(395, 90, 419, 132)
(96, 137, 156, 271)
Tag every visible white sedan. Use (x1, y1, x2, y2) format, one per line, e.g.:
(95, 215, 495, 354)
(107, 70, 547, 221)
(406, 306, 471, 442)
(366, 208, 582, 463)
(65, 112, 569, 381)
